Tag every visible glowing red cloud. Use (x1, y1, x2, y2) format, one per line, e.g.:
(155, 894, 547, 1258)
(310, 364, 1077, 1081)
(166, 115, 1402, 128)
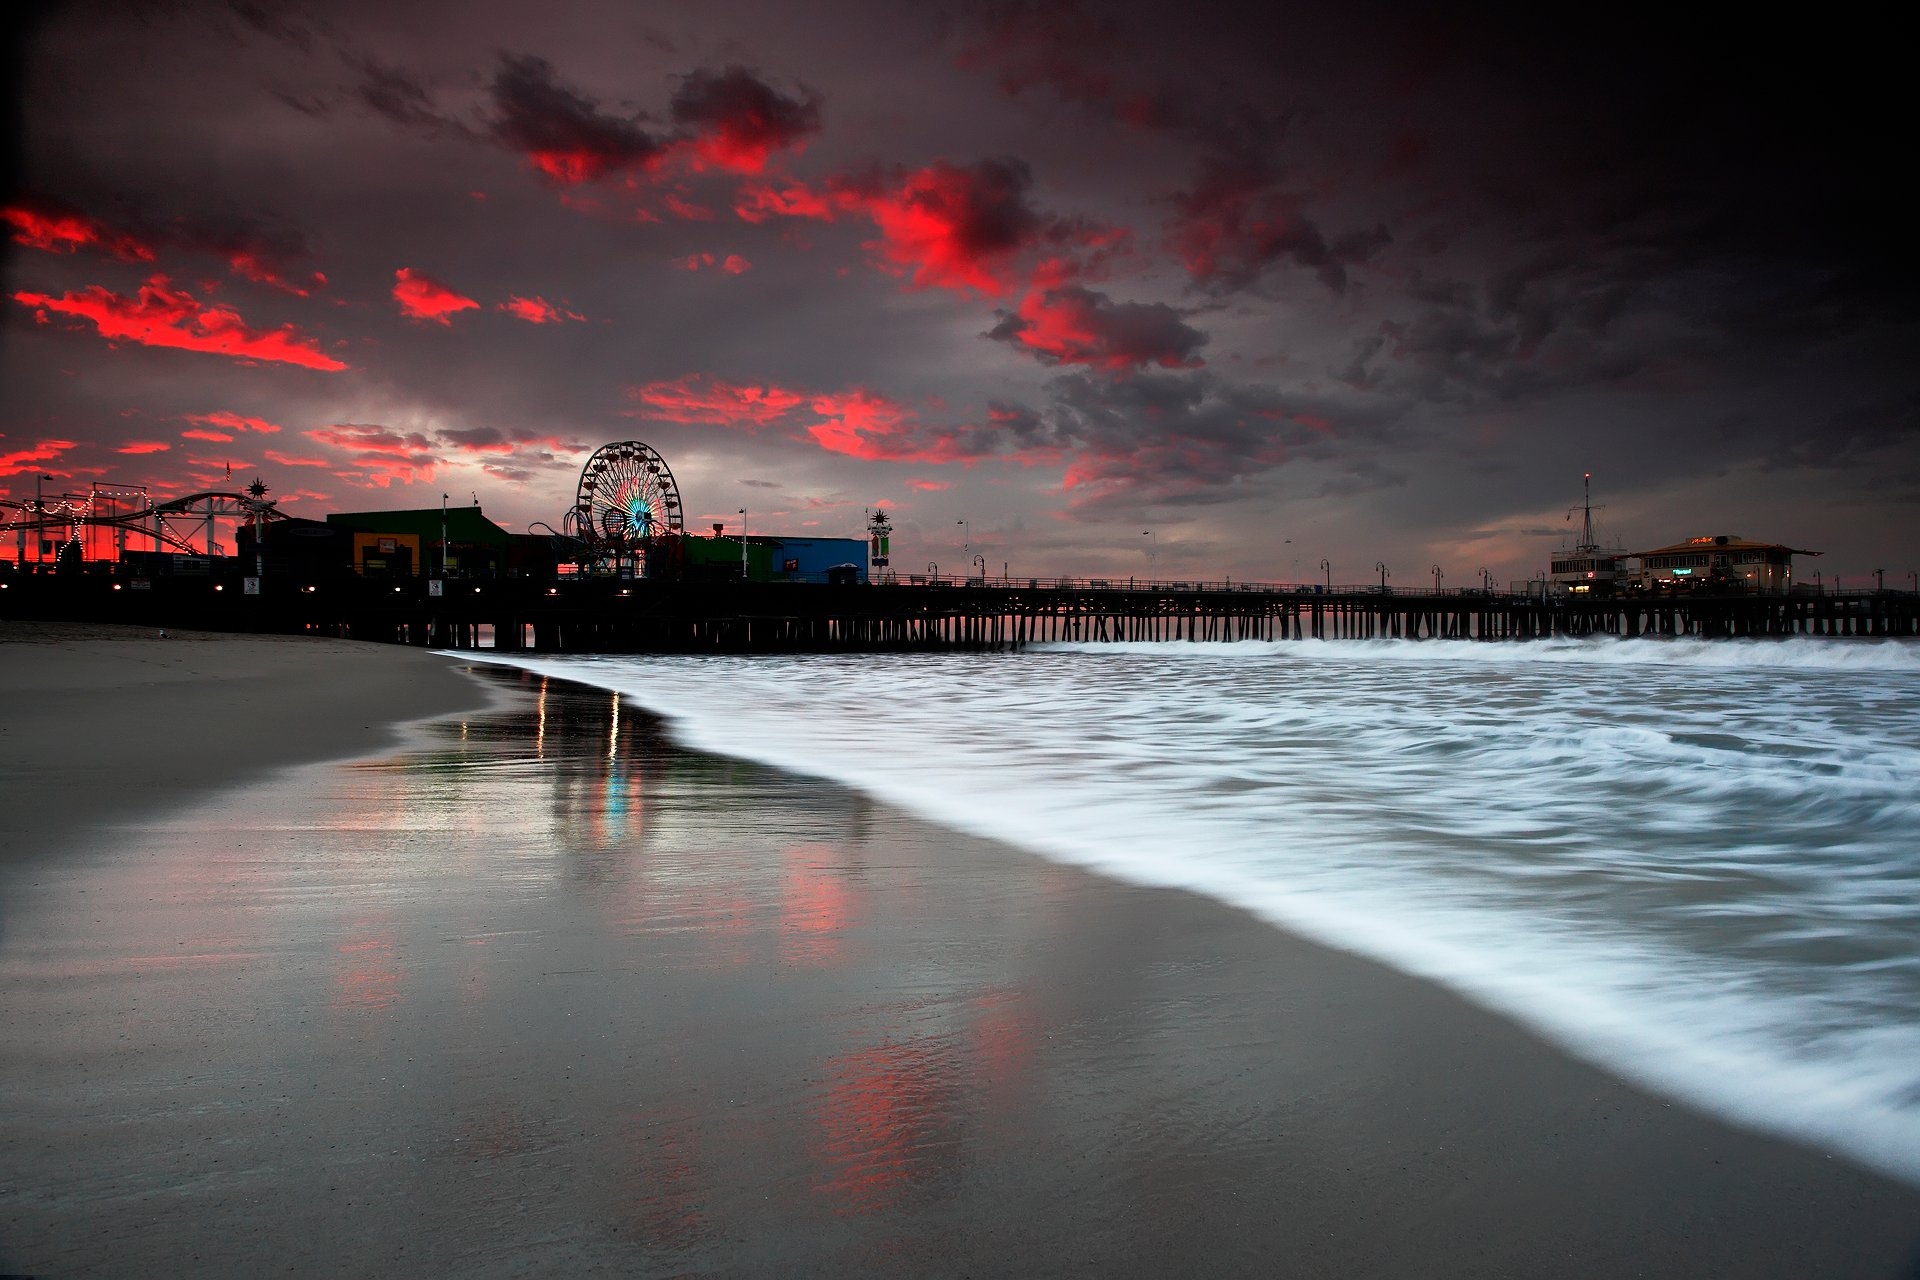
(733, 179, 850, 223)
(306, 423, 440, 487)
(860, 160, 1040, 296)
(805, 390, 967, 462)
(181, 428, 235, 443)
(498, 295, 585, 324)
(392, 269, 479, 324)
(2, 200, 154, 261)
(668, 66, 822, 175)
(990, 286, 1207, 370)
(227, 249, 326, 297)
(906, 478, 950, 491)
(186, 411, 283, 434)
(11, 276, 348, 371)
(488, 54, 664, 186)
(677, 253, 751, 275)
(117, 441, 172, 455)
(629, 374, 807, 425)
(735, 160, 1124, 299)
(663, 193, 716, 221)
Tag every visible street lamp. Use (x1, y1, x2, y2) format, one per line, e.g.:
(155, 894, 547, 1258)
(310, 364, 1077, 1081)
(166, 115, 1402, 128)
(739, 507, 747, 580)
(1874, 568, 1885, 592)
(1431, 563, 1443, 593)
(972, 554, 986, 581)
(440, 492, 449, 578)
(1143, 530, 1156, 575)
(1479, 566, 1492, 593)
(1320, 558, 1330, 591)
(957, 519, 969, 566)
(1376, 561, 1389, 592)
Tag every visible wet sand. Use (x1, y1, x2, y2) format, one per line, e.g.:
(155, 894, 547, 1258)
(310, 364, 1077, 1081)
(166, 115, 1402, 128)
(1, 645, 1917, 1277)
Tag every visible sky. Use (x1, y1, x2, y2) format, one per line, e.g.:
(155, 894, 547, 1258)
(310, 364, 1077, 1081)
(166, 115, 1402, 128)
(2, 0, 1914, 586)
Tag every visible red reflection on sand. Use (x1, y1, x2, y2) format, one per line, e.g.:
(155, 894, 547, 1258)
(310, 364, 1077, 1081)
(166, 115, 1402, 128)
(968, 988, 1036, 1102)
(811, 1037, 952, 1213)
(330, 925, 402, 1011)
(626, 1116, 709, 1248)
(779, 842, 855, 967)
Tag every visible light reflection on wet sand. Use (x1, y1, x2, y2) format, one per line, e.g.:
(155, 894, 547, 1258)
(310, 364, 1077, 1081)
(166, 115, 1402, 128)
(5, 666, 1919, 1277)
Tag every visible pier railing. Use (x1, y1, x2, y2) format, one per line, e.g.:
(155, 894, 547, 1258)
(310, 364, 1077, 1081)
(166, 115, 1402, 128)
(4, 561, 1915, 651)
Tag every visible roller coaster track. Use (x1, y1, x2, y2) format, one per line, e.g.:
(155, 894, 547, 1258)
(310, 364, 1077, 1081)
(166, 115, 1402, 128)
(2, 489, 286, 557)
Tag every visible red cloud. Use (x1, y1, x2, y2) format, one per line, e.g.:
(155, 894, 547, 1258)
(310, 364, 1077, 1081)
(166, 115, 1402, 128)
(117, 441, 172, 454)
(805, 389, 969, 462)
(186, 411, 283, 434)
(262, 451, 333, 468)
(0, 439, 78, 477)
(227, 248, 326, 297)
(182, 428, 235, 443)
(392, 268, 479, 324)
(735, 159, 1123, 299)
(11, 276, 348, 371)
(2, 199, 154, 261)
(733, 178, 850, 223)
(306, 423, 441, 486)
(629, 374, 807, 425)
(678, 252, 752, 274)
(498, 295, 585, 324)
(905, 478, 950, 491)
(668, 65, 822, 175)
(487, 54, 665, 185)
(988, 286, 1207, 370)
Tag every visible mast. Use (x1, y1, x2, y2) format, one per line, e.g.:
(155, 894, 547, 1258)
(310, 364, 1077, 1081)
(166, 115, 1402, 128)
(1579, 472, 1595, 553)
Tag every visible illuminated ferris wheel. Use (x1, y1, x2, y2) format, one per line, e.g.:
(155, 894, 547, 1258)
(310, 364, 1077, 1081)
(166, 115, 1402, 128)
(567, 441, 684, 569)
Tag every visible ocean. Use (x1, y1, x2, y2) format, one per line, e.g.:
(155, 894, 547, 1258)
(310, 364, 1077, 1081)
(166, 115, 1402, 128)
(489, 636, 1920, 1187)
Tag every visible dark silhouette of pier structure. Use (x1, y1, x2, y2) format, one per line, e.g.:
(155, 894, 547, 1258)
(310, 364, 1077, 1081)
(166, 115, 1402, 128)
(6, 566, 1916, 651)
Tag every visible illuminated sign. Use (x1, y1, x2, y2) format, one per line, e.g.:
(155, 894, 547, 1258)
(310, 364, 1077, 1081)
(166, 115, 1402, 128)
(1671, 567, 1693, 575)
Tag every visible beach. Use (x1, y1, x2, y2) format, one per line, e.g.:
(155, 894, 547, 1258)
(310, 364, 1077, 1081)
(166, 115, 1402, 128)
(1, 631, 1916, 1277)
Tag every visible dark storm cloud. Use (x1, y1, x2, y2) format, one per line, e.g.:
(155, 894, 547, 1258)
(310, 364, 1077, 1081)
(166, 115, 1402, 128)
(1038, 368, 1403, 505)
(986, 285, 1207, 370)
(486, 53, 665, 183)
(1169, 155, 1391, 294)
(667, 65, 821, 173)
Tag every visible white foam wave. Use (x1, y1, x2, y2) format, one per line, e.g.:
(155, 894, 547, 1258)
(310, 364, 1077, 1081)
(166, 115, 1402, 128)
(1034, 634, 1920, 671)
(477, 648, 1920, 1187)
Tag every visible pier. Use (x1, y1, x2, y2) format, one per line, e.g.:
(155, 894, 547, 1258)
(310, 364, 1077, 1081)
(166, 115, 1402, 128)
(5, 565, 1916, 651)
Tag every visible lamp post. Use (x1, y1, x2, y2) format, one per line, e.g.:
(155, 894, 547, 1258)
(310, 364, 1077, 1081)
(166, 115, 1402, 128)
(1874, 568, 1885, 592)
(957, 519, 969, 567)
(1143, 530, 1156, 576)
(972, 554, 986, 581)
(1431, 563, 1443, 593)
(738, 507, 747, 580)
(440, 492, 448, 578)
(1320, 558, 1330, 591)
(1376, 561, 1389, 592)
(1479, 566, 1492, 593)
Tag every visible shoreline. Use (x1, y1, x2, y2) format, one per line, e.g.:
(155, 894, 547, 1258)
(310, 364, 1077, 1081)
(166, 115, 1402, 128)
(2, 642, 1916, 1275)
(0, 622, 494, 871)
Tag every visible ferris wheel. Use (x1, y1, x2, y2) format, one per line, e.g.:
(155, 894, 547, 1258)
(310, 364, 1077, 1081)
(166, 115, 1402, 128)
(569, 441, 685, 553)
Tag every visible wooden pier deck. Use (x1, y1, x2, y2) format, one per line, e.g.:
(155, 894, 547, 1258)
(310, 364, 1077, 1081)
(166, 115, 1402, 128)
(6, 566, 1915, 651)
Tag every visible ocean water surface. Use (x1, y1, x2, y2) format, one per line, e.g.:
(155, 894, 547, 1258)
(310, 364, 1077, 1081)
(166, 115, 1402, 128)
(486, 637, 1920, 1185)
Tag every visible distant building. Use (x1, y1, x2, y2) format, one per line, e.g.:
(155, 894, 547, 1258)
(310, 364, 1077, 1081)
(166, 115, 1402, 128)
(1632, 535, 1818, 594)
(327, 506, 512, 577)
(681, 530, 867, 583)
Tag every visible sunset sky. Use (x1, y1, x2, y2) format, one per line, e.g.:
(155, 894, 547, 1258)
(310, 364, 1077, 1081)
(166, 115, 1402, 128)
(3, 1, 1912, 584)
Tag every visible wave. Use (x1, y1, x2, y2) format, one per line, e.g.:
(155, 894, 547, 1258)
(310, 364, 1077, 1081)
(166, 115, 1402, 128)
(475, 647, 1920, 1188)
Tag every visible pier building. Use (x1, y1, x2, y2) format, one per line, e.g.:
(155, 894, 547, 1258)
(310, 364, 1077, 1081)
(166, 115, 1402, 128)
(1632, 535, 1816, 595)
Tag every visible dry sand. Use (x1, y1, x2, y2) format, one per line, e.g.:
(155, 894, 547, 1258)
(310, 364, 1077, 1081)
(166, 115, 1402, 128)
(1, 635, 1917, 1277)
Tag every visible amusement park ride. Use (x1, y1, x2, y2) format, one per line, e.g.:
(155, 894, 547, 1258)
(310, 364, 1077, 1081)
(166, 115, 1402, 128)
(552, 440, 687, 576)
(3, 477, 284, 569)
